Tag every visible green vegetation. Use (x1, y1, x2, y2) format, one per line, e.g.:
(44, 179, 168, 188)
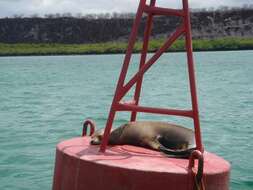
(0, 37, 253, 56)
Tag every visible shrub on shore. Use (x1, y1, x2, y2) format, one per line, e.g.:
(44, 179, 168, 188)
(0, 37, 253, 56)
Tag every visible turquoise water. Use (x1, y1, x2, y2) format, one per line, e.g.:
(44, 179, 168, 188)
(0, 51, 252, 190)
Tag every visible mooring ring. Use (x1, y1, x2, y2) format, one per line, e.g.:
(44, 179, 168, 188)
(188, 150, 204, 184)
(82, 119, 96, 136)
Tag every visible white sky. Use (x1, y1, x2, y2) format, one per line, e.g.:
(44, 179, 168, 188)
(0, 0, 252, 17)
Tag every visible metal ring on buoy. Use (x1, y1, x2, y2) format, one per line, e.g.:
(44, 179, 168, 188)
(82, 119, 96, 136)
(188, 150, 204, 186)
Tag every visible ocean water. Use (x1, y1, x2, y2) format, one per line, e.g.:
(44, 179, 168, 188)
(0, 51, 252, 190)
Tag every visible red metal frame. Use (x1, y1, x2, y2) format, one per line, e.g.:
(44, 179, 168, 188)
(100, 0, 203, 153)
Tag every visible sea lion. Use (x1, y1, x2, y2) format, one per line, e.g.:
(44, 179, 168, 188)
(90, 121, 196, 157)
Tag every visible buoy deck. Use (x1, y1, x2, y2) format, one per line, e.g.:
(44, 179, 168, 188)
(53, 137, 230, 190)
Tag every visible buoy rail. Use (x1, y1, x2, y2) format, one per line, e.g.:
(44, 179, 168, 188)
(116, 25, 185, 100)
(100, 0, 203, 153)
(143, 5, 185, 17)
(117, 102, 194, 118)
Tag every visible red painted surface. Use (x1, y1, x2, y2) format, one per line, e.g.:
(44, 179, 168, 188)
(100, 0, 203, 153)
(52, 137, 230, 190)
(52, 0, 231, 189)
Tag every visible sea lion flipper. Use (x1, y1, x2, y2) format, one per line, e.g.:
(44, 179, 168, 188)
(158, 144, 196, 158)
(146, 140, 160, 150)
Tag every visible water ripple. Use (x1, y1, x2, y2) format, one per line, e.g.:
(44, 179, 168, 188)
(0, 51, 253, 190)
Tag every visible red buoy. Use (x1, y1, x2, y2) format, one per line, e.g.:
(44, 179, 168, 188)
(52, 0, 231, 189)
(52, 137, 230, 190)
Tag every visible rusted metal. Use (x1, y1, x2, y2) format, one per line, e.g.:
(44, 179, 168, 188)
(82, 119, 96, 136)
(188, 150, 204, 185)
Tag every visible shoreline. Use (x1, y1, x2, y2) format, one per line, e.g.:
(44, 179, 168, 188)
(1, 37, 253, 57)
(0, 48, 253, 57)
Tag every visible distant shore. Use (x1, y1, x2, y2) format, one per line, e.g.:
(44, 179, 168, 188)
(0, 37, 253, 57)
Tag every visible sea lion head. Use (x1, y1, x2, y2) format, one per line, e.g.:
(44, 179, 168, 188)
(90, 128, 105, 145)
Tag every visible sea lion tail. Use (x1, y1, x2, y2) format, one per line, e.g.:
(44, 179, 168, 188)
(159, 144, 196, 158)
